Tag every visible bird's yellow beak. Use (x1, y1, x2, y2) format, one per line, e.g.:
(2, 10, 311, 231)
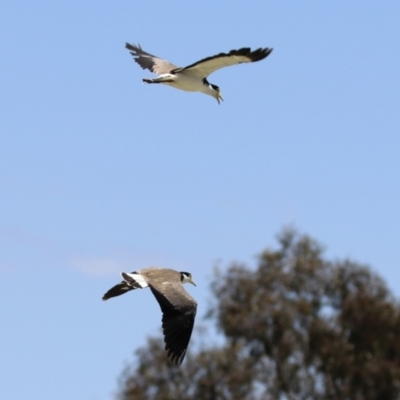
(190, 277, 197, 286)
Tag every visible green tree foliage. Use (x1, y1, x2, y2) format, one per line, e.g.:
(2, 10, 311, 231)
(117, 230, 400, 400)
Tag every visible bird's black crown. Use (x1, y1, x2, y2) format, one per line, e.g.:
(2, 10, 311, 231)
(180, 271, 192, 280)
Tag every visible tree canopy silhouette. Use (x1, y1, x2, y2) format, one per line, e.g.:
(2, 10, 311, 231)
(117, 229, 400, 400)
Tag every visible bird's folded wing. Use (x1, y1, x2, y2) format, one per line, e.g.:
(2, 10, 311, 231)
(174, 47, 273, 78)
(125, 43, 178, 74)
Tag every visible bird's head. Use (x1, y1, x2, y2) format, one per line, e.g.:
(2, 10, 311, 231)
(180, 272, 196, 286)
(210, 83, 224, 104)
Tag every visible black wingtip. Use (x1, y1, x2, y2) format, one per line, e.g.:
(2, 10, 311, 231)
(248, 47, 273, 62)
(125, 42, 140, 51)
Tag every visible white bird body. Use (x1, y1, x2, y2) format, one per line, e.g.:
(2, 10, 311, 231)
(148, 73, 212, 94)
(126, 43, 273, 103)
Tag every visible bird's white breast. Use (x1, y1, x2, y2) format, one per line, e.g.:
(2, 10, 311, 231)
(171, 73, 205, 92)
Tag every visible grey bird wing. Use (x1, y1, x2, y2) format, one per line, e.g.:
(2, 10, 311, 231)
(149, 282, 197, 365)
(102, 271, 143, 300)
(125, 43, 179, 74)
(102, 281, 133, 300)
(173, 47, 273, 78)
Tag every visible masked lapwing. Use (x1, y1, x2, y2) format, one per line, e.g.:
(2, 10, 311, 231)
(103, 268, 197, 365)
(126, 43, 273, 103)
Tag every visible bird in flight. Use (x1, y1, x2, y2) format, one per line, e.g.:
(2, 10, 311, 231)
(126, 43, 273, 103)
(103, 267, 197, 365)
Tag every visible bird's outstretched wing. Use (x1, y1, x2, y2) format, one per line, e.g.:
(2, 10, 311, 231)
(149, 282, 197, 365)
(174, 47, 273, 78)
(102, 271, 146, 300)
(102, 281, 133, 300)
(125, 43, 179, 75)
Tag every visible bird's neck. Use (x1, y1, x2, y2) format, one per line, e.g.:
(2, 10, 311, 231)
(201, 83, 216, 97)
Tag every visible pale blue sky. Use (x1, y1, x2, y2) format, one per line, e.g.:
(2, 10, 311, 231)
(1, 1, 400, 399)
